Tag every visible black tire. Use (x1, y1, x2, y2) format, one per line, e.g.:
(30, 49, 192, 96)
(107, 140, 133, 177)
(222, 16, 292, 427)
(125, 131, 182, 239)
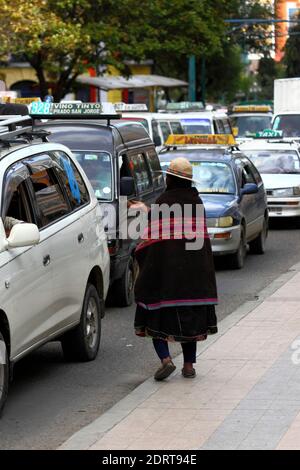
(61, 284, 102, 362)
(0, 331, 9, 416)
(230, 225, 246, 269)
(112, 256, 136, 307)
(249, 216, 268, 255)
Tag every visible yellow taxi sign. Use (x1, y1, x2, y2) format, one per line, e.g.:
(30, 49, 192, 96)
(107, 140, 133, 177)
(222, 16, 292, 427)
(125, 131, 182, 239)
(232, 105, 272, 113)
(165, 134, 236, 146)
(1, 96, 41, 105)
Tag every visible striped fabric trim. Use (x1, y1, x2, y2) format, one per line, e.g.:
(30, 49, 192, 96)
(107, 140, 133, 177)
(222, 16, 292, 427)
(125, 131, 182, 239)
(135, 234, 209, 252)
(137, 298, 218, 310)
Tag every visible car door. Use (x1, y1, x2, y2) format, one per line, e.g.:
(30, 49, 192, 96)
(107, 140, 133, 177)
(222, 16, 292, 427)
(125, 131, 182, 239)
(1, 159, 55, 359)
(23, 151, 85, 337)
(145, 146, 165, 200)
(235, 156, 260, 240)
(243, 156, 266, 236)
(49, 149, 93, 326)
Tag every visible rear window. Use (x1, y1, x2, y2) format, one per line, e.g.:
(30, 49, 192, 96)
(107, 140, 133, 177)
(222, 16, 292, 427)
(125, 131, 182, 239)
(181, 118, 212, 134)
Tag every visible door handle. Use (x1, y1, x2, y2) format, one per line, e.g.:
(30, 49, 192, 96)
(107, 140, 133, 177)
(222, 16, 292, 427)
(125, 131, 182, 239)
(43, 255, 51, 266)
(78, 233, 84, 243)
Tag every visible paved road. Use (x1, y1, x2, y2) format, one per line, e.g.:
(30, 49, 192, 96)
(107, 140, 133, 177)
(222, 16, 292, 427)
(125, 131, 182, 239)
(1, 219, 300, 449)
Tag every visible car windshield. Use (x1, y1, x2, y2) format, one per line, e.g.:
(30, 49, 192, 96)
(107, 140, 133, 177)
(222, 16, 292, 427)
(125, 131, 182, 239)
(231, 115, 272, 137)
(160, 160, 236, 194)
(72, 151, 112, 200)
(242, 149, 300, 174)
(181, 118, 212, 134)
(273, 114, 300, 137)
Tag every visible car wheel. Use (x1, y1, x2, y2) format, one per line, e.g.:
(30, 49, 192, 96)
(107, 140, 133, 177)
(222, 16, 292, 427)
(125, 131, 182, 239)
(0, 331, 9, 416)
(230, 225, 246, 269)
(113, 256, 137, 307)
(61, 283, 102, 362)
(249, 216, 268, 255)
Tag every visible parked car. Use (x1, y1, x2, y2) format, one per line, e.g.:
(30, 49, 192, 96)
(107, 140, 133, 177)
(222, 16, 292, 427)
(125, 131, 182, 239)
(33, 104, 165, 306)
(240, 138, 300, 218)
(0, 115, 110, 414)
(159, 134, 269, 268)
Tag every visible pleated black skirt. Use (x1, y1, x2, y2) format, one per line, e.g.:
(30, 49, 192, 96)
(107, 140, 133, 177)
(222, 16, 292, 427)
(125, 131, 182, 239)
(134, 304, 218, 342)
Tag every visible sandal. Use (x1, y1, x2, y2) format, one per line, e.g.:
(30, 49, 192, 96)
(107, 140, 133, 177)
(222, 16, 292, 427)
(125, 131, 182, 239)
(154, 361, 176, 381)
(181, 367, 196, 378)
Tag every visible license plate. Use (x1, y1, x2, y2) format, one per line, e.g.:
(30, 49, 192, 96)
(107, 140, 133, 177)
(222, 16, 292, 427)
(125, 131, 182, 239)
(269, 207, 282, 214)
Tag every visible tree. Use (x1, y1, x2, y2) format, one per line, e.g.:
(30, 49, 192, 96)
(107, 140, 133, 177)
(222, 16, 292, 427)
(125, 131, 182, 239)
(283, 14, 300, 77)
(257, 57, 284, 100)
(0, 0, 239, 101)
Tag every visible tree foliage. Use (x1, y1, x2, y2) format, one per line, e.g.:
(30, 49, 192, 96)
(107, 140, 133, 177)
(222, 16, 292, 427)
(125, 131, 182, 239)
(0, 0, 274, 101)
(283, 15, 300, 77)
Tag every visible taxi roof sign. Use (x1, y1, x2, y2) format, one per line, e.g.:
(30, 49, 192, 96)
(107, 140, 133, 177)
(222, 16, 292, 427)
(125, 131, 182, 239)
(114, 102, 148, 112)
(255, 129, 283, 138)
(29, 102, 120, 120)
(165, 134, 236, 146)
(166, 101, 204, 112)
(232, 105, 272, 113)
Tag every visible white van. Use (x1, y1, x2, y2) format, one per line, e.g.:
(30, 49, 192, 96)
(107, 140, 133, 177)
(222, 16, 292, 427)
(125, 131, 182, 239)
(115, 105, 184, 150)
(0, 115, 110, 414)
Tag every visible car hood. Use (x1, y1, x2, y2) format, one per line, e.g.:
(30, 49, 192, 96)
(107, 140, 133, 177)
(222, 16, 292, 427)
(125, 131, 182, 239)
(262, 174, 300, 190)
(200, 194, 238, 218)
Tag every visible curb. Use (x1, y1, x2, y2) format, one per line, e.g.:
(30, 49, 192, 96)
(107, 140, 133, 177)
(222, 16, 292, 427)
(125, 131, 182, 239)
(59, 262, 300, 450)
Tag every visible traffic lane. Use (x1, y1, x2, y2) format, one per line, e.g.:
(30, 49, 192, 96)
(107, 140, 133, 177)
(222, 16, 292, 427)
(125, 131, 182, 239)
(1, 220, 300, 449)
(215, 217, 300, 321)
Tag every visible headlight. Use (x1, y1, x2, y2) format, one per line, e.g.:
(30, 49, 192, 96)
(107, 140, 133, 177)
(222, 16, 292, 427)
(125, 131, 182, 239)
(272, 187, 300, 197)
(218, 216, 234, 228)
(206, 216, 234, 228)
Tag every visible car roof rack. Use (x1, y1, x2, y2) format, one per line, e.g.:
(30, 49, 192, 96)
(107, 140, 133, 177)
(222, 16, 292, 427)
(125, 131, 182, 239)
(0, 115, 50, 146)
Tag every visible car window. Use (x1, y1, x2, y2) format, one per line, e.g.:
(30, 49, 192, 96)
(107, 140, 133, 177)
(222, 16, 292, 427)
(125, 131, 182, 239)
(159, 122, 171, 143)
(170, 121, 183, 134)
(222, 119, 232, 134)
(71, 150, 110, 201)
(181, 118, 212, 134)
(24, 154, 70, 227)
(146, 149, 165, 188)
(241, 163, 256, 186)
(242, 149, 300, 175)
(2, 162, 34, 232)
(128, 153, 152, 194)
(51, 151, 90, 207)
(160, 160, 236, 194)
(152, 120, 160, 143)
(242, 157, 262, 184)
(232, 115, 272, 137)
(215, 119, 225, 134)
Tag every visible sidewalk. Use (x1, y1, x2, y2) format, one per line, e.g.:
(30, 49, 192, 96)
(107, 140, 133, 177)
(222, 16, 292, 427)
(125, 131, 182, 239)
(60, 263, 300, 451)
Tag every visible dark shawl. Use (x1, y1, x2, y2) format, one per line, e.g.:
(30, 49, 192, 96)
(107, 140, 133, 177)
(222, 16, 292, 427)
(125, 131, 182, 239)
(134, 187, 218, 310)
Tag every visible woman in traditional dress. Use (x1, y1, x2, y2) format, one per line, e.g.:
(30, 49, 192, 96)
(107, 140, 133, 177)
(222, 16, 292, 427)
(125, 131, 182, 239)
(134, 157, 218, 380)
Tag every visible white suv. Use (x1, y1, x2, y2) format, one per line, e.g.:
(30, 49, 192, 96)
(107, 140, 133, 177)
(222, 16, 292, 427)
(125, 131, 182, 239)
(0, 116, 110, 414)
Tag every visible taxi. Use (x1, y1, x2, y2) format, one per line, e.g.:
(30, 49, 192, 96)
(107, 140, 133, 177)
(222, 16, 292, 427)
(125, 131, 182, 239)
(240, 132, 300, 218)
(159, 134, 268, 268)
(229, 105, 273, 143)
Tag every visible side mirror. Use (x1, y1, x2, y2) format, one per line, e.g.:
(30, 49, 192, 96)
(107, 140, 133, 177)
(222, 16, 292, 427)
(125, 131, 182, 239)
(120, 176, 135, 196)
(153, 135, 162, 147)
(6, 223, 40, 249)
(241, 183, 258, 196)
(232, 127, 239, 137)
